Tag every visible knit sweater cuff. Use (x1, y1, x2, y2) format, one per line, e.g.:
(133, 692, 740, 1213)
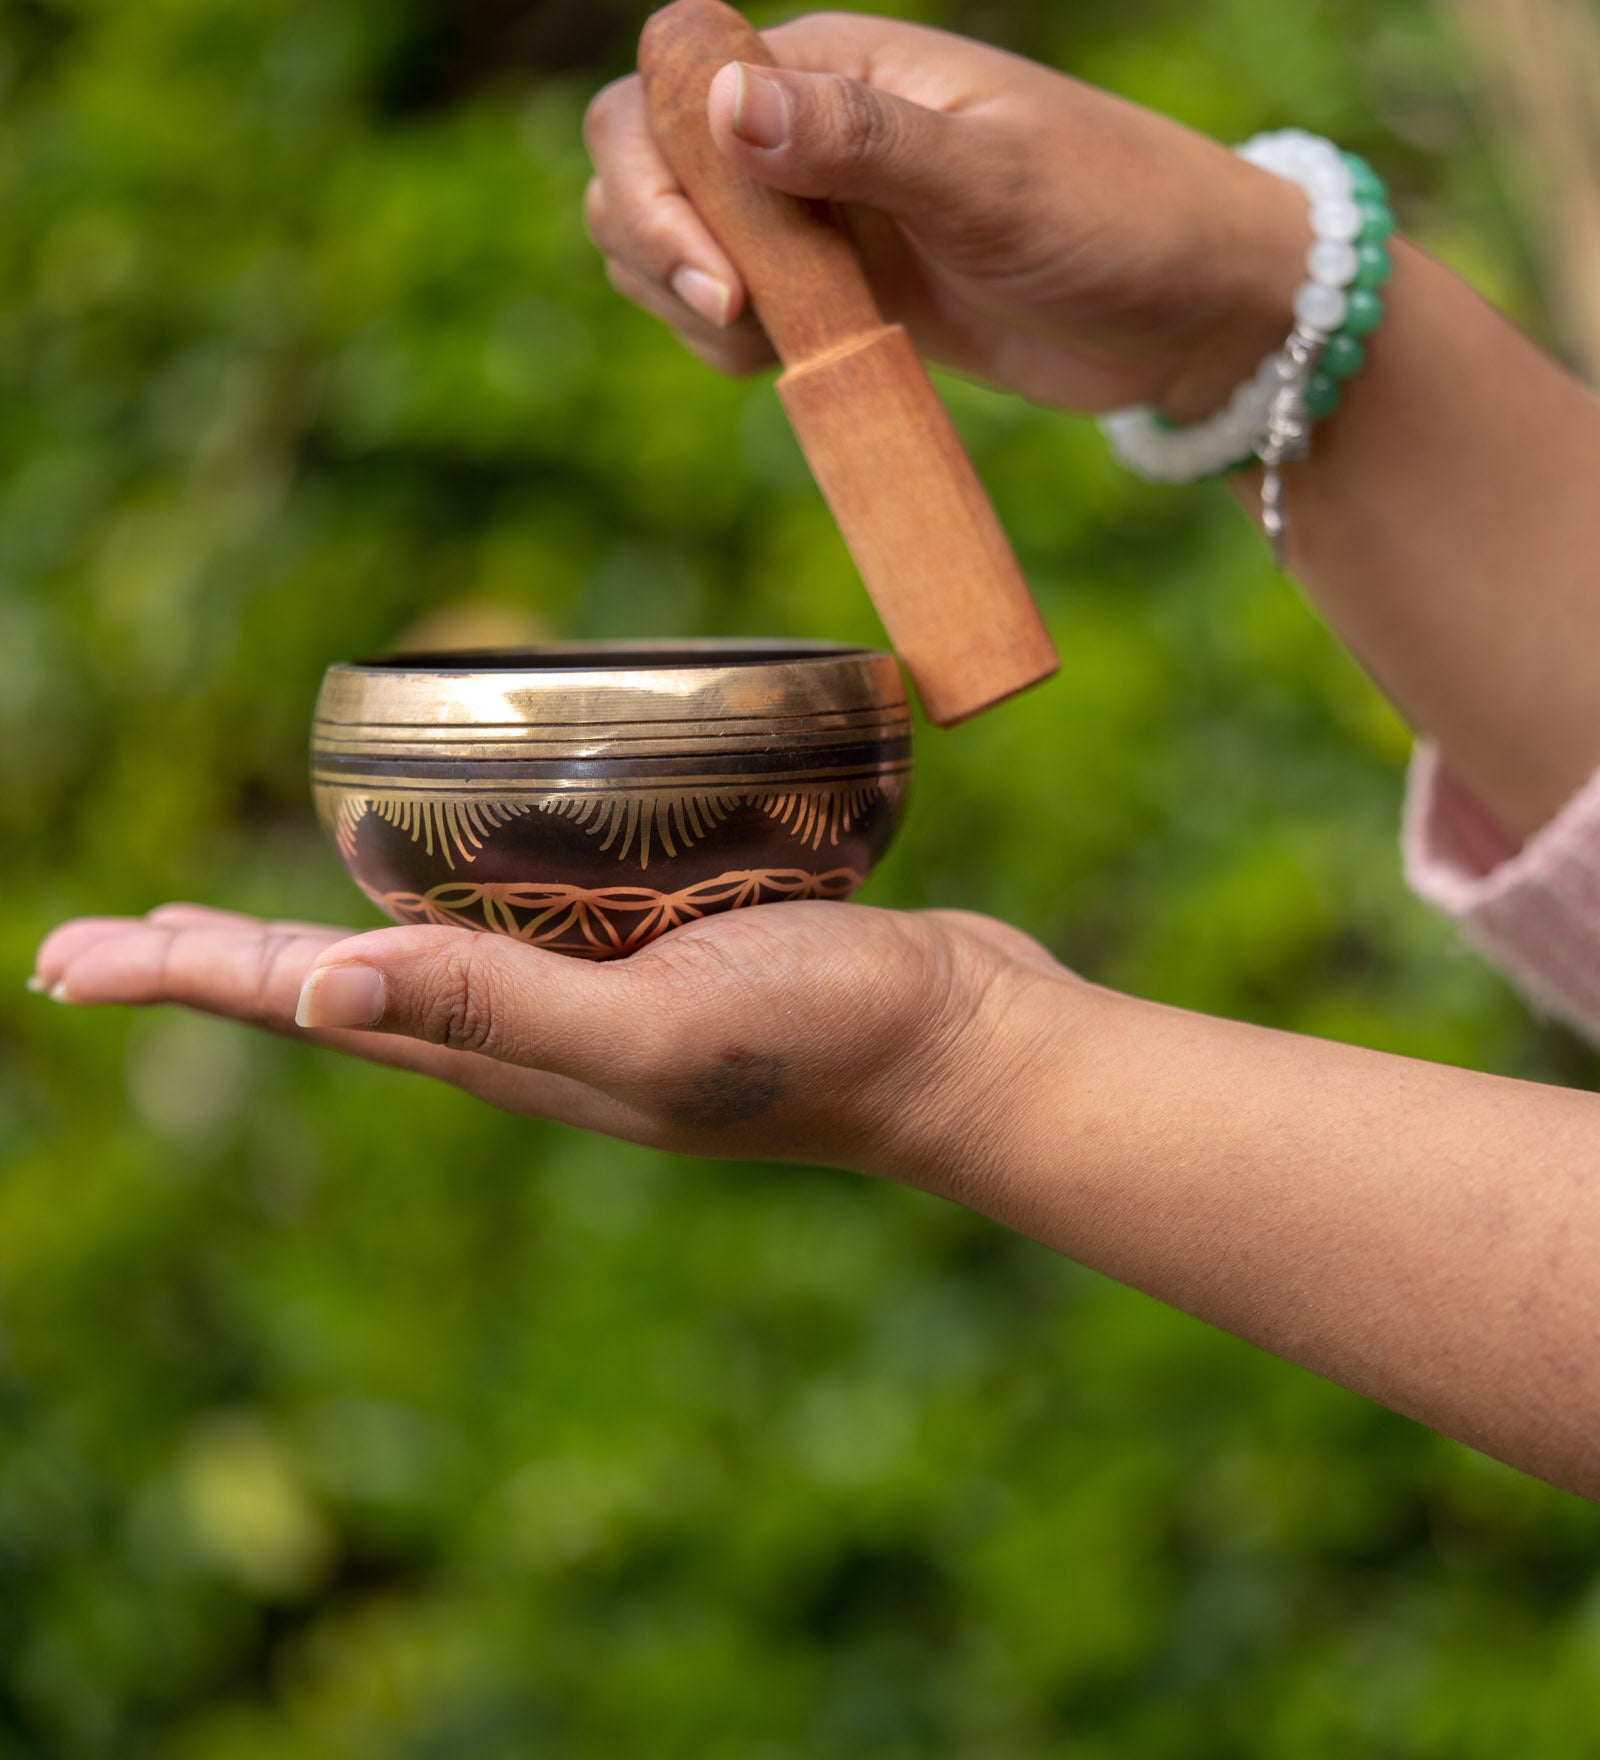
(1403, 742, 1600, 1044)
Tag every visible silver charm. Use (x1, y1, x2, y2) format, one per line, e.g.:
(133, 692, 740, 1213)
(1254, 324, 1327, 568)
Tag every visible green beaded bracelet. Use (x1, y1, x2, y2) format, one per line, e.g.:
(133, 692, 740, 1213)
(1321, 332, 1366, 379)
(1305, 371, 1341, 419)
(1103, 135, 1394, 491)
(1228, 148, 1392, 453)
(1354, 242, 1392, 290)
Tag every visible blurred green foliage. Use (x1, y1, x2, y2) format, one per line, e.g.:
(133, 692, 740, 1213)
(4, 0, 1600, 1754)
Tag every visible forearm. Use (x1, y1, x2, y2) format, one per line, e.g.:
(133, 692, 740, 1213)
(1242, 238, 1600, 840)
(931, 971, 1600, 1497)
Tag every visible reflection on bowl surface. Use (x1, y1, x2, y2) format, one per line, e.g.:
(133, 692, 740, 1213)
(311, 640, 913, 959)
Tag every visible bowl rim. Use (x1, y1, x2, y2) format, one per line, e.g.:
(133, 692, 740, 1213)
(333, 637, 882, 675)
(312, 639, 910, 748)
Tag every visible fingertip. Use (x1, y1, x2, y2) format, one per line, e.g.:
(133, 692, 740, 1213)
(605, 253, 755, 352)
(38, 922, 166, 1009)
(705, 61, 949, 211)
(739, 62, 790, 152)
(295, 961, 386, 1031)
(709, 61, 791, 153)
(708, 59, 740, 131)
(670, 264, 734, 327)
(33, 915, 141, 984)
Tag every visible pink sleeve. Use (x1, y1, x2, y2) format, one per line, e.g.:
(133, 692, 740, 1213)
(1403, 742, 1600, 1044)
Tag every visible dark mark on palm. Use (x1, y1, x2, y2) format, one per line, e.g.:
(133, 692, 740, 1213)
(671, 1049, 786, 1129)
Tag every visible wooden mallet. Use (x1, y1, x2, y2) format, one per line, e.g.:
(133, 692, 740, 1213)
(639, 0, 1059, 727)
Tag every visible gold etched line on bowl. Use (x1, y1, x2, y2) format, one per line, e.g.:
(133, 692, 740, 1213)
(310, 724, 913, 761)
(357, 865, 864, 954)
(311, 760, 909, 795)
(311, 703, 911, 738)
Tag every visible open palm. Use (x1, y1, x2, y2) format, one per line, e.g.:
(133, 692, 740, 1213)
(35, 899, 1068, 1181)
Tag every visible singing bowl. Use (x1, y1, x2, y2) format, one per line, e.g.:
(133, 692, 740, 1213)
(310, 639, 913, 959)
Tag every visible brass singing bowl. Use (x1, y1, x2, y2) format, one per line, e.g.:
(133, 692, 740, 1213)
(310, 639, 913, 959)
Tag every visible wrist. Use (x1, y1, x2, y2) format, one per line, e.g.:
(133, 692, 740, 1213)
(865, 953, 1106, 1204)
(1152, 157, 1312, 424)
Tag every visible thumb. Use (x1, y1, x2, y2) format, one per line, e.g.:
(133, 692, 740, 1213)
(707, 60, 962, 213)
(293, 924, 668, 1084)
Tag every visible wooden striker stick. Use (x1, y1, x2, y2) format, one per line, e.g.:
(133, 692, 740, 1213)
(637, 0, 1059, 726)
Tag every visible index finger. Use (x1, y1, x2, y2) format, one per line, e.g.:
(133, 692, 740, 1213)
(42, 917, 348, 1022)
(33, 910, 636, 1123)
(583, 70, 751, 328)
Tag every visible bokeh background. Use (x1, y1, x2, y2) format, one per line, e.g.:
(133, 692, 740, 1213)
(6, 0, 1600, 1753)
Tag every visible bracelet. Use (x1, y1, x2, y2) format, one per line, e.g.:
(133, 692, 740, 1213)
(1098, 131, 1392, 562)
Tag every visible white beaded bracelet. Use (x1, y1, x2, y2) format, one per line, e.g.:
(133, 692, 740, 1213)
(1098, 130, 1360, 486)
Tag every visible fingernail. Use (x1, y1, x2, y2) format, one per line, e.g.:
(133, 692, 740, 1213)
(25, 974, 47, 994)
(671, 265, 732, 327)
(731, 62, 789, 150)
(296, 963, 385, 1030)
(48, 982, 71, 1004)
